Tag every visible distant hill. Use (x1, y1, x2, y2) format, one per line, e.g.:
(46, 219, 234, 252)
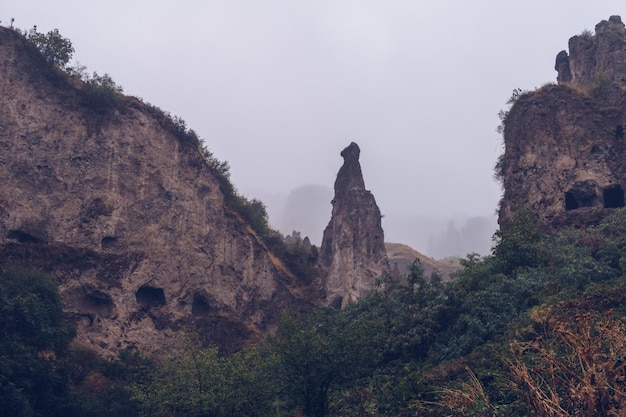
(385, 242, 461, 282)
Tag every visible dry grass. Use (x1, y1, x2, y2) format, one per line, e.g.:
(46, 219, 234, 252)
(425, 366, 496, 417)
(504, 307, 626, 417)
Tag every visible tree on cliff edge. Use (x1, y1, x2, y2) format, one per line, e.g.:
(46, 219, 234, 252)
(27, 27, 74, 68)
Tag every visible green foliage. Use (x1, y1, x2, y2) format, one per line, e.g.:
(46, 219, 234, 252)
(80, 72, 124, 114)
(494, 88, 525, 184)
(272, 308, 385, 417)
(492, 208, 543, 275)
(0, 268, 75, 417)
(132, 345, 224, 417)
(230, 197, 270, 235)
(23, 24, 275, 253)
(202, 148, 271, 237)
(6, 210, 626, 416)
(146, 106, 273, 239)
(265, 234, 319, 282)
(132, 341, 282, 417)
(63, 347, 151, 417)
(14, 23, 626, 416)
(27, 27, 74, 68)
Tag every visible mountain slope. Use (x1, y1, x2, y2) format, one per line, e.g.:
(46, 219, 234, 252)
(0, 27, 310, 356)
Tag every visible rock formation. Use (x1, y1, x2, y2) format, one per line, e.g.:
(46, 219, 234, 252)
(555, 16, 626, 93)
(319, 142, 389, 309)
(499, 16, 626, 230)
(0, 27, 310, 356)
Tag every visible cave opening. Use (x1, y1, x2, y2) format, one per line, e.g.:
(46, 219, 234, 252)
(7, 230, 43, 243)
(329, 296, 343, 310)
(81, 289, 115, 317)
(135, 286, 166, 308)
(603, 184, 625, 208)
(191, 293, 212, 317)
(565, 191, 579, 210)
(564, 181, 599, 211)
(101, 236, 117, 250)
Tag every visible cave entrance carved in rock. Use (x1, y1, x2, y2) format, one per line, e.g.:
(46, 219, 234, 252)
(603, 184, 625, 208)
(191, 293, 212, 316)
(564, 181, 599, 211)
(136, 285, 166, 308)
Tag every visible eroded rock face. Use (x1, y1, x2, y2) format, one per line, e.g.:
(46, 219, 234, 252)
(0, 28, 307, 356)
(556, 16, 626, 92)
(499, 17, 626, 230)
(319, 142, 389, 309)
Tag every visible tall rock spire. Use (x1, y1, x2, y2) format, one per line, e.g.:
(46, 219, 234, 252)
(319, 142, 389, 309)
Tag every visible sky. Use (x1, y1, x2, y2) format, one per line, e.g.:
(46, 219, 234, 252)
(4, 1, 625, 256)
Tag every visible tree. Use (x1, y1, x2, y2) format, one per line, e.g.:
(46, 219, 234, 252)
(27, 28, 74, 68)
(80, 72, 124, 114)
(273, 309, 384, 417)
(0, 268, 75, 417)
(492, 208, 543, 275)
(132, 340, 282, 417)
(132, 344, 223, 417)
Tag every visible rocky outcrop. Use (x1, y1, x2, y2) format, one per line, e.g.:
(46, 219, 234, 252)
(499, 16, 626, 230)
(0, 27, 309, 356)
(556, 16, 626, 93)
(319, 142, 389, 309)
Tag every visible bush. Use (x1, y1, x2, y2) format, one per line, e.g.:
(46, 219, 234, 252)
(0, 268, 75, 417)
(80, 72, 124, 114)
(27, 27, 74, 68)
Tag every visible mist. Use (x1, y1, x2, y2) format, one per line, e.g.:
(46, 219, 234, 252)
(261, 183, 497, 258)
(6, 0, 624, 259)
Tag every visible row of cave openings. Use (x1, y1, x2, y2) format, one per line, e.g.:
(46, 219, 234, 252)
(135, 285, 213, 316)
(80, 286, 214, 319)
(565, 183, 625, 211)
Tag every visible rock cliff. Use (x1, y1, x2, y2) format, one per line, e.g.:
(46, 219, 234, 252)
(319, 142, 389, 309)
(499, 16, 626, 230)
(0, 27, 309, 356)
(555, 16, 626, 93)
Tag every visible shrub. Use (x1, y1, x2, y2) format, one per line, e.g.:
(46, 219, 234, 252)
(80, 72, 124, 114)
(27, 27, 74, 68)
(0, 268, 75, 417)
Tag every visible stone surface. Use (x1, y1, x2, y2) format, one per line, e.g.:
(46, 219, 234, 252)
(319, 142, 389, 309)
(500, 17, 626, 230)
(0, 27, 309, 357)
(556, 15, 626, 101)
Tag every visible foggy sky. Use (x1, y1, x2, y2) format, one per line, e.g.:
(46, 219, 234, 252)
(5, 1, 624, 256)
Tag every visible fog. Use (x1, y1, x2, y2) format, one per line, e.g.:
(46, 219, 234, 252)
(6, 1, 624, 257)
